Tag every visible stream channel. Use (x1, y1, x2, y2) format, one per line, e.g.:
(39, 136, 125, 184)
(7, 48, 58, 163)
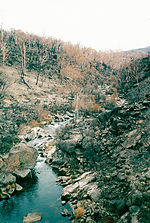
(0, 119, 72, 223)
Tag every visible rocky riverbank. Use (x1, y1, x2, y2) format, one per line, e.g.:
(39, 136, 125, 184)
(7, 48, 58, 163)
(49, 98, 150, 223)
(0, 99, 149, 223)
(0, 111, 71, 201)
(0, 142, 38, 200)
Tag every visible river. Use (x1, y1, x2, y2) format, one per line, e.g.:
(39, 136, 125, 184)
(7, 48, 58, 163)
(0, 120, 72, 223)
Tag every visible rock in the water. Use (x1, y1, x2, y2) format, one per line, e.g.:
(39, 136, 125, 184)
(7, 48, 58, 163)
(61, 208, 71, 217)
(15, 183, 23, 192)
(23, 213, 42, 223)
(62, 200, 66, 205)
(8, 187, 15, 195)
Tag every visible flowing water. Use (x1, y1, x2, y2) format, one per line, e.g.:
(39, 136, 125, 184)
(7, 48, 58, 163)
(0, 120, 72, 223)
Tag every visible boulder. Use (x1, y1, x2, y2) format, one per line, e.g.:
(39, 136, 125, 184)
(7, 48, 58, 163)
(62, 172, 96, 201)
(15, 183, 23, 192)
(8, 187, 15, 195)
(0, 173, 16, 185)
(86, 182, 100, 202)
(13, 169, 31, 179)
(7, 142, 38, 170)
(46, 146, 56, 159)
(23, 213, 42, 223)
(0, 191, 11, 199)
(58, 134, 82, 154)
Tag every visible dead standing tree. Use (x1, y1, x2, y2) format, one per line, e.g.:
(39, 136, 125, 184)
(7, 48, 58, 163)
(17, 37, 31, 89)
(0, 27, 8, 66)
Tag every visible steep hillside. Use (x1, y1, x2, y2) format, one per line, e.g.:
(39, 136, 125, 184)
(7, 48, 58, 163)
(53, 55, 150, 223)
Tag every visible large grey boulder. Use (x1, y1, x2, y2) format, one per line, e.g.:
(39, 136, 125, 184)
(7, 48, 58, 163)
(5, 142, 38, 171)
(0, 143, 38, 200)
(58, 129, 82, 154)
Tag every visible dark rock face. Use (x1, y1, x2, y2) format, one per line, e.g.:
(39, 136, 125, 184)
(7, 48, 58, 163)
(53, 95, 150, 222)
(119, 56, 150, 103)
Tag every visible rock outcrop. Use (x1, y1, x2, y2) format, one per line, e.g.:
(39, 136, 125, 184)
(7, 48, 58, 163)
(0, 142, 38, 200)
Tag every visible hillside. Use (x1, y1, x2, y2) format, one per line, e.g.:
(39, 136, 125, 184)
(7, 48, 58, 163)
(127, 46, 150, 54)
(0, 29, 150, 223)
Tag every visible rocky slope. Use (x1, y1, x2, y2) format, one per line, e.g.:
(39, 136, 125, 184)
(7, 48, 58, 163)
(50, 56, 150, 223)
(50, 101, 150, 222)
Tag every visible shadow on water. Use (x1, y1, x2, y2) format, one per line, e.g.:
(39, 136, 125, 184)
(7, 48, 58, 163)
(0, 162, 72, 223)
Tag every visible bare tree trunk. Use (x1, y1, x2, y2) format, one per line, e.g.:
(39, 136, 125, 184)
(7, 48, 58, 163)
(18, 66, 31, 89)
(2, 45, 7, 66)
(36, 71, 40, 85)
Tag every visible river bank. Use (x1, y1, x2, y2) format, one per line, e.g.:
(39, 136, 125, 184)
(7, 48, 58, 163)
(0, 113, 73, 223)
(51, 99, 150, 223)
(0, 97, 150, 223)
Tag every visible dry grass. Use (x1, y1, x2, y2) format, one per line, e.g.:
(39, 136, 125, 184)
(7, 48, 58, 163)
(18, 124, 31, 135)
(38, 110, 52, 123)
(75, 207, 85, 218)
(47, 141, 55, 147)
